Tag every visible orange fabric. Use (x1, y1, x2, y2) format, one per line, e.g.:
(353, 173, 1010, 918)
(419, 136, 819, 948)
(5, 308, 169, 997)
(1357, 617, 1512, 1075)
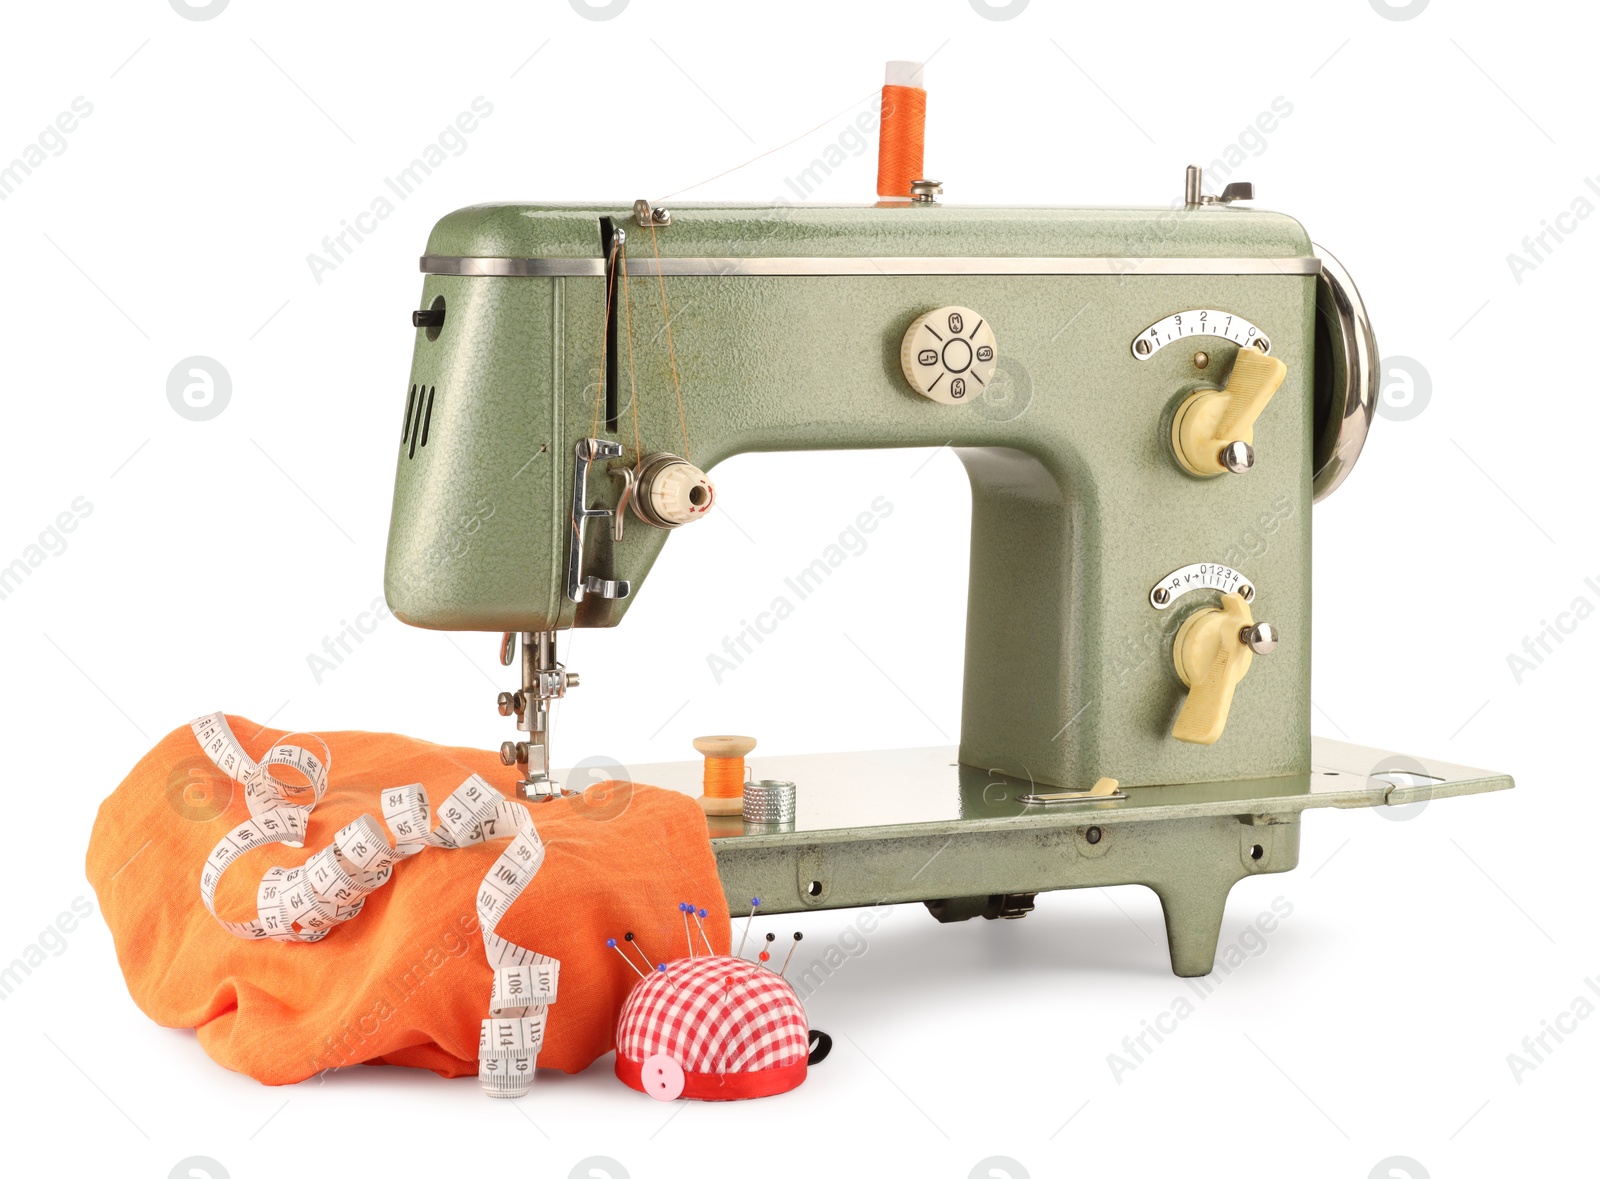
(86, 716, 729, 1086)
(876, 83, 926, 197)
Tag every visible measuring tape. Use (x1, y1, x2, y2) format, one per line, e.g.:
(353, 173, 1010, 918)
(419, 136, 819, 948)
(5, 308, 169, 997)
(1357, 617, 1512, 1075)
(189, 712, 557, 1098)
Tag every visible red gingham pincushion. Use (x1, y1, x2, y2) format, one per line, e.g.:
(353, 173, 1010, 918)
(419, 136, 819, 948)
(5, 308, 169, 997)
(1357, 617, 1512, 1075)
(615, 955, 810, 1101)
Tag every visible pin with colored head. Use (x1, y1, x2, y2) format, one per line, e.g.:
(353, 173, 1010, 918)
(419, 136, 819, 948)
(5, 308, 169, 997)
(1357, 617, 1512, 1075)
(758, 931, 775, 968)
(624, 931, 654, 973)
(680, 902, 696, 956)
(652, 954, 678, 990)
(780, 932, 803, 978)
(608, 936, 646, 979)
(737, 897, 762, 957)
(691, 906, 715, 956)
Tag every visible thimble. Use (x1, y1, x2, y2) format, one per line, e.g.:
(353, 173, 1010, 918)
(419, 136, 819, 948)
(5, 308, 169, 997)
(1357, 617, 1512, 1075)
(742, 779, 796, 825)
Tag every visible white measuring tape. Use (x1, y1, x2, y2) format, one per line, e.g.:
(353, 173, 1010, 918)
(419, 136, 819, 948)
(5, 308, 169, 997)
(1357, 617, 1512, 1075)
(190, 713, 558, 1098)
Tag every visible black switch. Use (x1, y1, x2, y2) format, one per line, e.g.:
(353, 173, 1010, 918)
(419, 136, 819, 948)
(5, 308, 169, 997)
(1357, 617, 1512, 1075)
(413, 307, 445, 329)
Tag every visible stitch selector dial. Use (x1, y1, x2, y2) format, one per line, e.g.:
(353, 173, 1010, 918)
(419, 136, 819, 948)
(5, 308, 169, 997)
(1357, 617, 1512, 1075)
(900, 306, 998, 405)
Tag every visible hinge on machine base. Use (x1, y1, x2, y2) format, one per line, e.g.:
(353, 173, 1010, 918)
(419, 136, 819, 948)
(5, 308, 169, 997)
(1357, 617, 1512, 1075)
(924, 893, 1037, 922)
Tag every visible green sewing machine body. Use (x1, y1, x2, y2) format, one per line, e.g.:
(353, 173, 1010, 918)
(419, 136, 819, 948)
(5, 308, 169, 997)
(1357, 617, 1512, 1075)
(383, 197, 1512, 977)
(388, 201, 1317, 792)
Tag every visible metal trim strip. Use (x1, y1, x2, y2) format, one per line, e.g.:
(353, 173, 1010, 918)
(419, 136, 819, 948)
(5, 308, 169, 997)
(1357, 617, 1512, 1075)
(420, 254, 1322, 278)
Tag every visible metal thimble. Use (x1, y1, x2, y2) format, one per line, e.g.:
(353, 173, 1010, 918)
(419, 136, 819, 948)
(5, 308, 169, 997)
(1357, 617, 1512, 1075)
(742, 779, 797, 826)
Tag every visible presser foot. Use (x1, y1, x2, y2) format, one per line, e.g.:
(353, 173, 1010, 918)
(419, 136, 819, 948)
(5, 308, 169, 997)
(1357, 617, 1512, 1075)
(515, 775, 575, 803)
(498, 630, 580, 803)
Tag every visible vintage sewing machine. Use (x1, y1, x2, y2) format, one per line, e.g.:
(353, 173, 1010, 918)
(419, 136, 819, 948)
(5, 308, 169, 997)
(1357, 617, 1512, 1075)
(384, 169, 1513, 977)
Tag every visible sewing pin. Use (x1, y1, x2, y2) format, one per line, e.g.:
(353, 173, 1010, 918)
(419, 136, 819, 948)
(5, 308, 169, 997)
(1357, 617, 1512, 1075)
(758, 931, 776, 968)
(779, 932, 803, 978)
(607, 937, 646, 980)
(680, 902, 696, 956)
(693, 907, 715, 957)
(737, 897, 762, 957)
(624, 931, 655, 973)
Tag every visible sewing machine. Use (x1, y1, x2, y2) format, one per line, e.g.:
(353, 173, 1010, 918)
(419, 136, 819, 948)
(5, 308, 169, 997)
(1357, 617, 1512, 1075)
(384, 171, 1513, 977)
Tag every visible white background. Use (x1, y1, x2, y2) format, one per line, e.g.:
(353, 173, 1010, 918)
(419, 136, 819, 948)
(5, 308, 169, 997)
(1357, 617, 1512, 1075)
(0, 1, 1590, 1176)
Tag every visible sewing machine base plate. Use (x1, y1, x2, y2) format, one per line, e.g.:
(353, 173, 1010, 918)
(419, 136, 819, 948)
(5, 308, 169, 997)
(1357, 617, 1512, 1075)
(612, 738, 1511, 978)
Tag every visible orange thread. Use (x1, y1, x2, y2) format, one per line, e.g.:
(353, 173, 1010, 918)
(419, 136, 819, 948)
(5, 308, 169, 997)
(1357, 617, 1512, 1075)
(620, 243, 644, 467)
(648, 220, 691, 462)
(703, 757, 745, 799)
(876, 84, 926, 198)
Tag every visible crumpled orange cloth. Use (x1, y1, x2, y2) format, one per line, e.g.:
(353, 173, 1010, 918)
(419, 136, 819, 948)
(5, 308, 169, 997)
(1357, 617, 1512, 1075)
(86, 716, 729, 1086)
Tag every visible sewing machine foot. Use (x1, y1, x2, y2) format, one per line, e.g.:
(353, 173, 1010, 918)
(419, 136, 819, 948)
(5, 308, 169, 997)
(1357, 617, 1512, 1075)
(1148, 877, 1237, 978)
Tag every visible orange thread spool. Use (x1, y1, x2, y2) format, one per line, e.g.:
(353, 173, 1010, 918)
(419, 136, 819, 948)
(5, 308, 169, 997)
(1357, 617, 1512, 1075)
(703, 758, 745, 799)
(876, 62, 926, 199)
(693, 735, 756, 816)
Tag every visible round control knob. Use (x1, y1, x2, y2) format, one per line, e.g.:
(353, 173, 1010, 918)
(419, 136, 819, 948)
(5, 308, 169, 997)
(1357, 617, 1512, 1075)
(900, 306, 998, 405)
(1220, 440, 1255, 474)
(1241, 621, 1279, 655)
(633, 452, 715, 528)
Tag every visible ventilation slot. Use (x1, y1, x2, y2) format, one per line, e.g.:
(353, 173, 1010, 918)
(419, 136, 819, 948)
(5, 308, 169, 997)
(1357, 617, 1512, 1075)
(406, 385, 436, 459)
(401, 384, 417, 443)
(419, 386, 435, 449)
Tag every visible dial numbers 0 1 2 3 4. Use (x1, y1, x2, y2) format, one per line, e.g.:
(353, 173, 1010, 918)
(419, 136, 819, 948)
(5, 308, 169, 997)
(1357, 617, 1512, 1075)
(1131, 309, 1270, 360)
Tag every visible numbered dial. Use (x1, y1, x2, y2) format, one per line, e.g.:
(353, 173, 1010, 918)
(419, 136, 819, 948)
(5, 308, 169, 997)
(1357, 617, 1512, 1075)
(900, 306, 998, 405)
(1132, 309, 1270, 359)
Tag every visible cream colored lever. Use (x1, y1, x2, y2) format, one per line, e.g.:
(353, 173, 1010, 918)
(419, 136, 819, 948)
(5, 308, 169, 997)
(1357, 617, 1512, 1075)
(1171, 592, 1269, 745)
(1170, 348, 1287, 476)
